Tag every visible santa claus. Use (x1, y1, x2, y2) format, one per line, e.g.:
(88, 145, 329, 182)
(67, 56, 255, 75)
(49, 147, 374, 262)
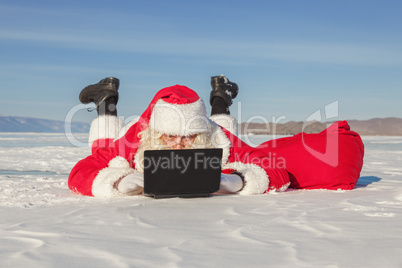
(68, 76, 364, 197)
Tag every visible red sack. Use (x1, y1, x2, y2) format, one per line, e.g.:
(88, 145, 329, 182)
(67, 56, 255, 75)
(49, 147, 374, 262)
(257, 121, 364, 190)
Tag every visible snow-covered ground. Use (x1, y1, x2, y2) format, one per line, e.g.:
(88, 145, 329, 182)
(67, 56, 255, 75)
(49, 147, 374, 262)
(1, 133, 402, 267)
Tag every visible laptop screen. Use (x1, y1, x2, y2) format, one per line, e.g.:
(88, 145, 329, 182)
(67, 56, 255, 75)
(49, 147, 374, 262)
(143, 148, 223, 198)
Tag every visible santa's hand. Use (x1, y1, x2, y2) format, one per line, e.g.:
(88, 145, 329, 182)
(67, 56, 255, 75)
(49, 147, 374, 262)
(220, 173, 244, 193)
(116, 172, 144, 194)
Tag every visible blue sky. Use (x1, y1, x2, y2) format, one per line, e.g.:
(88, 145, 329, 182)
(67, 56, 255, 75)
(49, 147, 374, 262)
(1, 0, 401, 125)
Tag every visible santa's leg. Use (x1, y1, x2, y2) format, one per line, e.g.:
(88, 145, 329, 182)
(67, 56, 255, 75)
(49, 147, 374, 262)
(209, 75, 239, 135)
(79, 77, 124, 150)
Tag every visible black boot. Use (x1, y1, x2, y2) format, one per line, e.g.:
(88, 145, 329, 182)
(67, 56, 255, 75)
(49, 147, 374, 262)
(210, 75, 239, 115)
(79, 77, 119, 116)
(211, 96, 230, 115)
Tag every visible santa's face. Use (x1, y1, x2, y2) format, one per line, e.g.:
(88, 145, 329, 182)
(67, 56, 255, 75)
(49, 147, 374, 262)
(161, 134, 197, 150)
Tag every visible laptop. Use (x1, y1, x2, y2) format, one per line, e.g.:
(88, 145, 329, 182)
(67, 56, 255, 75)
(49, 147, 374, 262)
(143, 148, 223, 198)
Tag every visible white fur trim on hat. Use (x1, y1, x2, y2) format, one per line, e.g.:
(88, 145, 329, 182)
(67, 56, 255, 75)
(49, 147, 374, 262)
(223, 162, 269, 195)
(89, 115, 124, 145)
(210, 114, 238, 136)
(91, 156, 136, 197)
(150, 98, 210, 136)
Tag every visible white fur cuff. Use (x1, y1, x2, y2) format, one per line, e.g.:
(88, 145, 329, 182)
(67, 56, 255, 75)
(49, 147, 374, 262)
(210, 114, 238, 136)
(223, 162, 269, 195)
(89, 115, 124, 145)
(91, 156, 135, 197)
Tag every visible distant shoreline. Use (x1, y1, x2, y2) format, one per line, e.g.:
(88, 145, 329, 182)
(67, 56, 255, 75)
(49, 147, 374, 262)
(1, 116, 402, 136)
(238, 117, 402, 136)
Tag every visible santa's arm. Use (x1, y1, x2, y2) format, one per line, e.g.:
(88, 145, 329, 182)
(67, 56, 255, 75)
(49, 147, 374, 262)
(68, 115, 138, 197)
(220, 128, 290, 194)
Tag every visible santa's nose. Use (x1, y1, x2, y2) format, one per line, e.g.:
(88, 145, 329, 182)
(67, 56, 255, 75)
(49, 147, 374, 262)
(172, 144, 183, 150)
(173, 136, 183, 143)
(169, 136, 184, 149)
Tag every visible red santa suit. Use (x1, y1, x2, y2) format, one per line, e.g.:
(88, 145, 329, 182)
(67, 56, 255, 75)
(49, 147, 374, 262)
(68, 85, 364, 197)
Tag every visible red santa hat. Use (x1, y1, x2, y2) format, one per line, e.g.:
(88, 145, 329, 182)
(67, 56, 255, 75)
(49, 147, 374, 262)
(139, 85, 210, 136)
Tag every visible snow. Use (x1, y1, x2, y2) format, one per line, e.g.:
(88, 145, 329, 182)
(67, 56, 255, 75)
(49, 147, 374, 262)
(1, 133, 402, 267)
